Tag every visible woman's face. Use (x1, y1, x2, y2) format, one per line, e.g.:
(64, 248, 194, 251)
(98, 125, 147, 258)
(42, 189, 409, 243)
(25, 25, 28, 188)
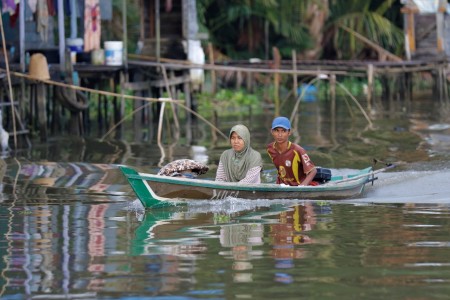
(230, 131, 245, 152)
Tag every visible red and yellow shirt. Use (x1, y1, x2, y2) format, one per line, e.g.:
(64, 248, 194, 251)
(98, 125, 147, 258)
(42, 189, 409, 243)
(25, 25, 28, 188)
(267, 141, 315, 186)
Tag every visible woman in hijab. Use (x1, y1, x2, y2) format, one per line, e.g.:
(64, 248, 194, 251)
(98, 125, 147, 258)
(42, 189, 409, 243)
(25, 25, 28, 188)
(215, 124, 263, 183)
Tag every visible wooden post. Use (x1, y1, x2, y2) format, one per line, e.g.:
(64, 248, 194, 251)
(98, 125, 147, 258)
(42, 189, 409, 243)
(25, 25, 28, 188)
(274, 72, 280, 116)
(97, 93, 103, 131)
(155, 0, 160, 62)
(108, 77, 114, 129)
(36, 84, 47, 141)
(236, 70, 242, 89)
(330, 74, 336, 116)
(212, 109, 218, 146)
(184, 81, 192, 145)
(367, 64, 374, 111)
(443, 64, 449, 103)
(405, 72, 412, 103)
(436, 11, 444, 54)
(157, 101, 165, 144)
(272, 47, 281, 116)
(118, 70, 126, 139)
(208, 43, 216, 94)
(246, 71, 252, 92)
(438, 65, 445, 102)
(57, 0, 65, 71)
(292, 50, 298, 98)
(402, 11, 416, 60)
(330, 74, 336, 145)
(160, 65, 180, 138)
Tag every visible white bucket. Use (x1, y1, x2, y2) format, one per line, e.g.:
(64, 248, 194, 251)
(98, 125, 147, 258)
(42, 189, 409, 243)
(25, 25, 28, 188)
(104, 41, 123, 66)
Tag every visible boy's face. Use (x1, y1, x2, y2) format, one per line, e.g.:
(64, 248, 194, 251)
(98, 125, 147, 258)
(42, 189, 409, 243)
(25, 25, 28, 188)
(271, 127, 291, 144)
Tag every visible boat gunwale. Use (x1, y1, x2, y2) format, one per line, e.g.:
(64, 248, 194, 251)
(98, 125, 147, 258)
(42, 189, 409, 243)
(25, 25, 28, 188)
(125, 166, 373, 193)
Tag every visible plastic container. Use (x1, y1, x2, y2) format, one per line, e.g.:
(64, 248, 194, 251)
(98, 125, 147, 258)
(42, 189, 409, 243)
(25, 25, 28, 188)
(66, 38, 84, 53)
(297, 84, 318, 102)
(104, 41, 123, 66)
(91, 49, 105, 65)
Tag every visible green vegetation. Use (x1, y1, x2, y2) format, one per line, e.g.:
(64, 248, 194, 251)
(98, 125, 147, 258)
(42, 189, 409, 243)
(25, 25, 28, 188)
(98, 1, 404, 61)
(197, 89, 262, 117)
(197, 0, 312, 59)
(324, 0, 404, 59)
(197, 0, 404, 60)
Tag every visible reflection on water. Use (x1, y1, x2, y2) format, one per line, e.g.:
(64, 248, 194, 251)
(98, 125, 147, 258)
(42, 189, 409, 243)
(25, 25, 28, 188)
(0, 160, 132, 206)
(3, 201, 450, 299)
(1, 98, 450, 298)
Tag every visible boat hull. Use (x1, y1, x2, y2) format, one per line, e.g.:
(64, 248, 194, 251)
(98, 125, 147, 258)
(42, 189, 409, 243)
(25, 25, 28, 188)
(120, 166, 375, 208)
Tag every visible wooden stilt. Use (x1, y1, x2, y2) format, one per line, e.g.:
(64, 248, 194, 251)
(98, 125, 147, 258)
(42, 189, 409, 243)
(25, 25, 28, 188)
(246, 71, 253, 92)
(208, 43, 216, 94)
(36, 83, 47, 141)
(330, 74, 337, 145)
(330, 74, 336, 109)
(236, 70, 242, 90)
(367, 64, 374, 111)
(292, 50, 298, 98)
(272, 47, 281, 116)
(184, 81, 192, 145)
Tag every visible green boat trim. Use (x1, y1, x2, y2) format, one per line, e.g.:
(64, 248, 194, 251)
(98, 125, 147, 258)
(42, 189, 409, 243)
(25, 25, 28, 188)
(120, 165, 394, 209)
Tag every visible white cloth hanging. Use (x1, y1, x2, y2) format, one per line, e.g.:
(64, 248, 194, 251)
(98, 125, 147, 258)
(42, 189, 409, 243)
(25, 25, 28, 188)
(84, 0, 101, 51)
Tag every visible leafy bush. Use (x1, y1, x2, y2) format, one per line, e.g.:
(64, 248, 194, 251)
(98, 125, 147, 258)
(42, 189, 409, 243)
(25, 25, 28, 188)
(197, 89, 260, 117)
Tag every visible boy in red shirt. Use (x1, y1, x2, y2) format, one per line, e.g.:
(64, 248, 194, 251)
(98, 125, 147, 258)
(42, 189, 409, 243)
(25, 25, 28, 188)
(267, 117, 317, 186)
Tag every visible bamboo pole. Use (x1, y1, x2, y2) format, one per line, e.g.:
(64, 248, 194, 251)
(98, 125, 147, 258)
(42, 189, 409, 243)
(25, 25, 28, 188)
(160, 65, 180, 136)
(57, 0, 65, 71)
(340, 25, 403, 62)
(157, 100, 166, 144)
(273, 47, 281, 116)
(236, 70, 242, 89)
(0, 5, 18, 150)
(330, 74, 337, 146)
(274, 72, 280, 116)
(208, 43, 216, 94)
(246, 71, 252, 92)
(330, 74, 336, 114)
(367, 64, 374, 111)
(441, 65, 447, 103)
(126, 57, 353, 76)
(292, 49, 298, 98)
(36, 84, 47, 141)
(184, 80, 192, 144)
(129, 53, 443, 75)
(4, 69, 227, 141)
(155, 0, 160, 62)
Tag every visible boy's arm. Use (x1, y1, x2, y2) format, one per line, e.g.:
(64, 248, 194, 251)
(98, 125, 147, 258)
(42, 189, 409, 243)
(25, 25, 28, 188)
(300, 167, 317, 186)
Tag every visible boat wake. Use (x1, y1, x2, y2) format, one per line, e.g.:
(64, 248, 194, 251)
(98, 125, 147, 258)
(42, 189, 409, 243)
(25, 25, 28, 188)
(348, 169, 450, 204)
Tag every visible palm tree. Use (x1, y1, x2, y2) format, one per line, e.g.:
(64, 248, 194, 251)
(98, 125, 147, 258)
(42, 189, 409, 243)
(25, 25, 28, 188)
(323, 0, 404, 60)
(197, 0, 312, 59)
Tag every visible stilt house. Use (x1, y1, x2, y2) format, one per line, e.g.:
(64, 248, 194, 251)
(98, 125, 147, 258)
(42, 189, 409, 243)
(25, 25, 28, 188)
(401, 0, 450, 60)
(138, 0, 206, 60)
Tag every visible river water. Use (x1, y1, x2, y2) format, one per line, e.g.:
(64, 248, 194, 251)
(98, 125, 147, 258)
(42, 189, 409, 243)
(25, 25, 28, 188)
(1, 95, 450, 299)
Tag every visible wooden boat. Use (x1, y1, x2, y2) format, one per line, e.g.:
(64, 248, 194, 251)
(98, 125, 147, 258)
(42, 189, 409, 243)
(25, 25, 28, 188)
(120, 165, 393, 209)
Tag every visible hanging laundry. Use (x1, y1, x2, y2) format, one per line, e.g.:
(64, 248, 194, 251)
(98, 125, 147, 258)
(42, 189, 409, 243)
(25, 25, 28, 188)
(2, 0, 18, 15)
(165, 0, 172, 12)
(36, 0, 49, 43)
(47, 0, 55, 16)
(84, 0, 101, 51)
(10, 3, 19, 27)
(28, 0, 37, 13)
